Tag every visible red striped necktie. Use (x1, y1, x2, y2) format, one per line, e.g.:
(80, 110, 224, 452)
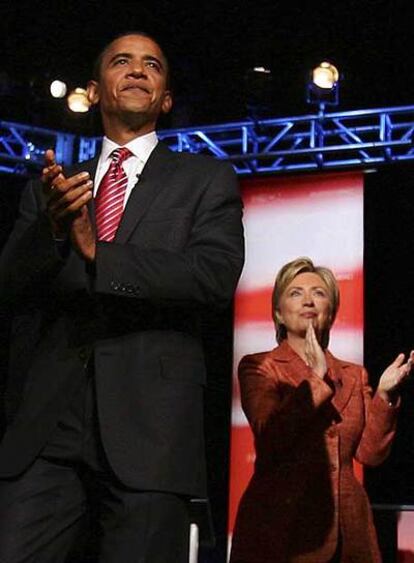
(95, 147, 133, 242)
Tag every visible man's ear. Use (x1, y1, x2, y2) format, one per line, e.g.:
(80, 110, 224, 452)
(87, 80, 100, 106)
(161, 91, 173, 115)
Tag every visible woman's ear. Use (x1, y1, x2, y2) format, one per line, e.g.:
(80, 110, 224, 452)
(274, 310, 284, 324)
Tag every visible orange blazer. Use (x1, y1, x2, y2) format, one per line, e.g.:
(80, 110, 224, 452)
(230, 340, 398, 563)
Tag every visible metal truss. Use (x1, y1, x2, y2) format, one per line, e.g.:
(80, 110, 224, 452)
(159, 105, 414, 175)
(2, 105, 414, 177)
(0, 121, 75, 176)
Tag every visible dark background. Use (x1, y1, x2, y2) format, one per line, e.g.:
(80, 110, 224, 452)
(365, 163, 414, 505)
(1, 1, 414, 561)
(1, 1, 414, 132)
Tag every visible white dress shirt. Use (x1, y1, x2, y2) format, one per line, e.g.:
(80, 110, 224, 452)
(94, 132, 159, 208)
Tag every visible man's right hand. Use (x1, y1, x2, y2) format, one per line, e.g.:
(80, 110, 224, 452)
(41, 149, 93, 237)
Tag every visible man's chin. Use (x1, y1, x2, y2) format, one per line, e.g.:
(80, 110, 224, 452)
(119, 103, 149, 116)
(118, 108, 156, 128)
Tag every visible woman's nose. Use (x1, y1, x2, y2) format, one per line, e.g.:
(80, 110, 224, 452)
(302, 292, 314, 306)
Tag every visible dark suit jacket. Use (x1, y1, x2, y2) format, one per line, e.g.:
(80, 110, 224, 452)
(0, 142, 244, 497)
(230, 341, 398, 563)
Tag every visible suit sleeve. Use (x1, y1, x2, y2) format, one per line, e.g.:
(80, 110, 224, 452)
(354, 367, 399, 467)
(93, 160, 244, 306)
(0, 179, 65, 308)
(239, 354, 334, 459)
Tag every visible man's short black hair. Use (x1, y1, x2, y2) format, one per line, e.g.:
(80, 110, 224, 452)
(91, 30, 170, 86)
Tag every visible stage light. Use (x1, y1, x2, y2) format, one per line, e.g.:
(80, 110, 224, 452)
(307, 61, 341, 111)
(312, 62, 339, 89)
(252, 66, 271, 74)
(50, 80, 67, 98)
(67, 88, 90, 113)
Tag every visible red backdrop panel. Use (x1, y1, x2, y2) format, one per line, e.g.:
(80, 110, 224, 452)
(229, 171, 364, 538)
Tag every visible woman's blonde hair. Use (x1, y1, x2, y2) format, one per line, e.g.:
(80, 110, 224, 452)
(272, 257, 340, 348)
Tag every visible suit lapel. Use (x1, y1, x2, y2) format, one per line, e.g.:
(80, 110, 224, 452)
(68, 156, 99, 178)
(115, 142, 178, 244)
(68, 143, 177, 243)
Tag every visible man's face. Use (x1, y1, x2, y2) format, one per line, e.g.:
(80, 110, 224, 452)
(87, 34, 172, 130)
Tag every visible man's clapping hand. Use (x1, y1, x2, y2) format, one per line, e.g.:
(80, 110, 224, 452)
(42, 149, 96, 261)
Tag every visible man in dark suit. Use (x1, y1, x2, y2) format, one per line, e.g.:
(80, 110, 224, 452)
(0, 32, 244, 562)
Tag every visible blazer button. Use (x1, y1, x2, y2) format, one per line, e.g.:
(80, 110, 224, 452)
(330, 464, 337, 472)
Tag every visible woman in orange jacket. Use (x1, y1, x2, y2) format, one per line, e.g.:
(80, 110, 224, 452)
(230, 257, 413, 563)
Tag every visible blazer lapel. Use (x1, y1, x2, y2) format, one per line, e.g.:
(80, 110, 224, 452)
(270, 341, 313, 387)
(115, 142, 178, 244)
(326, 352, 357, 413)
(270, 343, 357, 414)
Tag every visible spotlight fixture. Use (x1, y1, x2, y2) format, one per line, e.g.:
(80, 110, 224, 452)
(252, 66, 271, 75)
(312, 62, 339, 89)
(50, 80, 67, 99)
(307, 61, 341, 111)
(67, 88, 90, 113)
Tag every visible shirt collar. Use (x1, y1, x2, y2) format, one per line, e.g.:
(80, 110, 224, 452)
(101, 131, 158, 166)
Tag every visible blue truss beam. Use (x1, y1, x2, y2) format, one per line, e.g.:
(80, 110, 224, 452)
(1, 105, 414, 178)
(0, 121, 75, 176)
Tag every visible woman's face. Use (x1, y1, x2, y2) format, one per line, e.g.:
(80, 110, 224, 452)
(277, 272, 331, 339)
